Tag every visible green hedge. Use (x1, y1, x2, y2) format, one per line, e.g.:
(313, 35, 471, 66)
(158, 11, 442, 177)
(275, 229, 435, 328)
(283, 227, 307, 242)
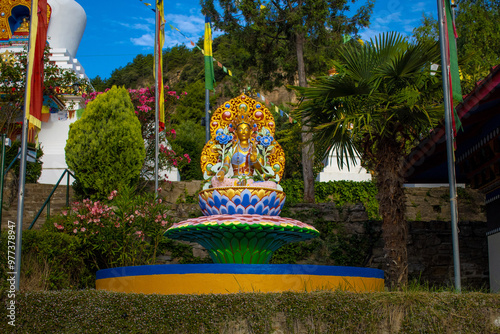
(0, 290, 498, 333)
(281, 180, 379, 220)
(0, 231, 93, 291)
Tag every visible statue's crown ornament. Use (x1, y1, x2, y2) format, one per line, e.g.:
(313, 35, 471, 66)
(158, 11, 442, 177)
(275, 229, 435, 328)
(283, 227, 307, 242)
(233, 103, 255, 128)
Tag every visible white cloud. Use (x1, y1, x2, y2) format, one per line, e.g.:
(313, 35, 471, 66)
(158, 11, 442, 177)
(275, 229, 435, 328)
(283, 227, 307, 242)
(411, 2, 427, 12)
(119, 22, 152, 31)
(131, 34, 154, 46)
(165, 14, 205, 35)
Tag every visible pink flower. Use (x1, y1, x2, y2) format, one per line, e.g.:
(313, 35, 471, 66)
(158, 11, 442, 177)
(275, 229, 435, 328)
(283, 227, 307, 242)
(62, 210, 68, 216)
(73, 229, 77, 234)
(81, 227, 86, 232)
(73, 221, 79, 225)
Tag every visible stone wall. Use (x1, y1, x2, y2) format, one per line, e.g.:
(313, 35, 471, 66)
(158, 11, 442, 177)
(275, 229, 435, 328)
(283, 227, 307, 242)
(3, 180, 489, 288)
(162, 184, 489, 289)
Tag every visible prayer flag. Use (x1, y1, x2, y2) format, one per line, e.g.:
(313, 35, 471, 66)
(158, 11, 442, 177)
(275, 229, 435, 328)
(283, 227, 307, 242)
(443, 0, 463, 134)
(155, 0, 165, 131)
(26, 0, 48, 132)
(204, 16, 215, 90)
(228, 69, 232, 76)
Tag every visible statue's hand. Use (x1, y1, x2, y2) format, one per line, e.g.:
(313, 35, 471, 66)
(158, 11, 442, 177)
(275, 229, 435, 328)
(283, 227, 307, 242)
(217, 169, 225, 182)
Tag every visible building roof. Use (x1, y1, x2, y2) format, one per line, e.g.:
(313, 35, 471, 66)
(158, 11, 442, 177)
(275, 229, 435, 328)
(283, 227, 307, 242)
(404, 65, 500, 199)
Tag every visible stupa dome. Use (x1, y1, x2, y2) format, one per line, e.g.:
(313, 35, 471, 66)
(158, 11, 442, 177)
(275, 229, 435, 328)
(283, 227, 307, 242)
(47, 0, 86, 57)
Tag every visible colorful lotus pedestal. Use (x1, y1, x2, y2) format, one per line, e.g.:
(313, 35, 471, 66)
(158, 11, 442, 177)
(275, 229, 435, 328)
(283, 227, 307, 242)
(95, 94, 384, 294)
(165, 214, 319, 264)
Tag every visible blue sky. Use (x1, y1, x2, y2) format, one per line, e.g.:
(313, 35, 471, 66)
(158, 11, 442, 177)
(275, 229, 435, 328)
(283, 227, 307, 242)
(75, 0, 437, 80)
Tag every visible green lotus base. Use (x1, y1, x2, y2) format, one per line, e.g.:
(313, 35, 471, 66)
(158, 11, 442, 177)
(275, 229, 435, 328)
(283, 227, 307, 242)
(165, 215, 319, 264)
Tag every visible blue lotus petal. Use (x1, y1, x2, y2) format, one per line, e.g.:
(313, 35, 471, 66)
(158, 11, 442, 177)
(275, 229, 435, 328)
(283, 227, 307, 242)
(226, 202, 236, 215)
(269, 192, 277, 206)
(254, 202, 265, 215)
(262, 206, 269, 215)
(233, 194, 242, 206)
(221, 195, 230, 207)
(207, 196, 215, 208)
(250, 195, 260, 206)
(241, 189, 252, 206)
(247, 206, 256, 214)
(213, 192, 222, 208)
(263, 196, 269, 207)
(220, 206, 228, 214)
(236, 204, 246, 214)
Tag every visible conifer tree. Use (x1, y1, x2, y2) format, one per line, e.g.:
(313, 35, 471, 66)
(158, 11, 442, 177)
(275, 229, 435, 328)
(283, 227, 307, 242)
(65, 86, 145, 199)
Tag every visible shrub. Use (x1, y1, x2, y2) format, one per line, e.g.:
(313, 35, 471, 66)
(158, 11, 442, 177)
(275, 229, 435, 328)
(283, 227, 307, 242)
(0, 231, 92, 290)
(46, 187, 173, 270)
(65, 86, 145, 199)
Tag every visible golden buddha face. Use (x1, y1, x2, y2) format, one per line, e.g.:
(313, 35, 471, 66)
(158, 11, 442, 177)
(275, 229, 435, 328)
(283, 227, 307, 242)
(236, 123, 251, 141)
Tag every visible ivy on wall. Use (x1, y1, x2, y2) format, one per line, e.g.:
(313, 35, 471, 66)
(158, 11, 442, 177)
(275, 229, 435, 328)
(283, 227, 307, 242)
(281, 180, 379, 220)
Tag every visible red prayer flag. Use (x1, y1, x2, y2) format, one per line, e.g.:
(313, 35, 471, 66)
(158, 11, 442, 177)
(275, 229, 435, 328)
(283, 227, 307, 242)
(28, 0, 48, 132)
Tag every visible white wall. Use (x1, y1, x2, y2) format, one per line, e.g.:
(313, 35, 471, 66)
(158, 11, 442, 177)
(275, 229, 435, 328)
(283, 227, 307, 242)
(488, 232, 500, 293)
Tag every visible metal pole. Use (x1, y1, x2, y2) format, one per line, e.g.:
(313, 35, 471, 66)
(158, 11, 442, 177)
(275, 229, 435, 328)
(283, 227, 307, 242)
(66, 170, 70, 207)
(154, 3, 160, 198)
(0, 133, 6, 231)
(15, 0, 39, 291)
(205, 89, 210, 142)
(437, 0, 461, 292)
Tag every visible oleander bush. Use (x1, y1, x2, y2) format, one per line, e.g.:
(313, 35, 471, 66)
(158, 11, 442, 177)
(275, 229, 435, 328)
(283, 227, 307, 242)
(0, 290, 498, 333)
(44, 187, 173, 270)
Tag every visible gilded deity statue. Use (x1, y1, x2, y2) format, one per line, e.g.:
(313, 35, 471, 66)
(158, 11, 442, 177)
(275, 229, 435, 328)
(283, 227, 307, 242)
(201, 94, 285, 190)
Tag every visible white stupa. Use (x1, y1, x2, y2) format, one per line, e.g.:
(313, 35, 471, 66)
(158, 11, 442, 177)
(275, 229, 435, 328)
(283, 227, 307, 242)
(37, 0, 88, 184)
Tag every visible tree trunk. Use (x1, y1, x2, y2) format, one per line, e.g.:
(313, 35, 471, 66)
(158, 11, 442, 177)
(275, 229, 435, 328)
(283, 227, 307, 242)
(375, 138, 408, 290)
(296, 32, 315, 203)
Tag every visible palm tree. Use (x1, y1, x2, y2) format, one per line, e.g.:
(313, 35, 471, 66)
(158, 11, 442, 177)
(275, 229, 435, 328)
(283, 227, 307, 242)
(293, 32, 443, 289)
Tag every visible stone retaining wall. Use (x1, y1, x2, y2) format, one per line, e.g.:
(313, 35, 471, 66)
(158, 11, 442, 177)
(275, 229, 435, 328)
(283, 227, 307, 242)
(163, 184, 489, 288)
(3, 180, 488, 288)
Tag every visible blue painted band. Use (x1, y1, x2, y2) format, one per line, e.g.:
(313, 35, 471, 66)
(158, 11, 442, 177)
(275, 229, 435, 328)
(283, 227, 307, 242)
(97, 264, 384, 280)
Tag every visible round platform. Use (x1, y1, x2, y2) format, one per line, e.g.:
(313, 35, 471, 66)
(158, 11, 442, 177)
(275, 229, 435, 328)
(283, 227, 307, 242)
(96, 264, 384, 294)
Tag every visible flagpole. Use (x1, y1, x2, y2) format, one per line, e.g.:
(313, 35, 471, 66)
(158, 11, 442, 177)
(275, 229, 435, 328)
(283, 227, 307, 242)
(204, 16, 214, 143)
(14, 0, 38, 291)
(437, 0, 461, 292)
(205, 89, 209, 142)
(154, 1, 160, 197)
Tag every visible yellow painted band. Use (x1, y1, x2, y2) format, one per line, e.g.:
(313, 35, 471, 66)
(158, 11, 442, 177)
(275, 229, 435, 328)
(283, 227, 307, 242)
(96, 274, 384, 295)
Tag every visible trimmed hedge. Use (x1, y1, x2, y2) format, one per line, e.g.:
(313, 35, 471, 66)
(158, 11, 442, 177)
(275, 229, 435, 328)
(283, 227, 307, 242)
(0, 290, 499, 333)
